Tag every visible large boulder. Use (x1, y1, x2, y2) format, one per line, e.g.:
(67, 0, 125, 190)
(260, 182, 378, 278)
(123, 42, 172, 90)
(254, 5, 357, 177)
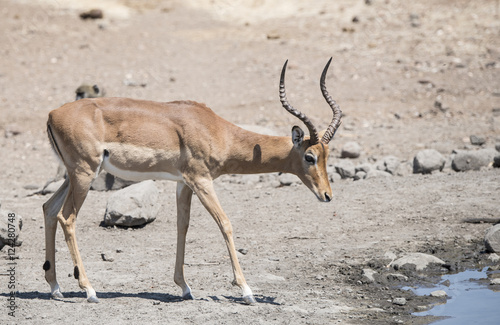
(413, 149, 445, 174)
(485, 224, 500, 253)
(451, 148, 497, 172)
(103, 180, 160, 227)
(390, 253, 446, 271)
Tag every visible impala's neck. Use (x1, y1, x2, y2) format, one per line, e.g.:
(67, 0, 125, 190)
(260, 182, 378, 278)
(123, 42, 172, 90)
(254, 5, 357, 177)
(220, 128, 298, 176)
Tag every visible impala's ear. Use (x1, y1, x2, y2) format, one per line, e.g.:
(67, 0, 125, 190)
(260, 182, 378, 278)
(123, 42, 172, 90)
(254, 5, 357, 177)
(291, 126, 304, 148)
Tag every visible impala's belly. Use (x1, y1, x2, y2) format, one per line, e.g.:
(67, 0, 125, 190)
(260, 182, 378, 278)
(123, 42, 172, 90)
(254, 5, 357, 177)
(101, 142, 184, 182)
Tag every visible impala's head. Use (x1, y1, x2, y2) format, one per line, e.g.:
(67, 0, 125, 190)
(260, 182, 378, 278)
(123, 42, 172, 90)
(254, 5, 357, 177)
(280, 58, 342, 203)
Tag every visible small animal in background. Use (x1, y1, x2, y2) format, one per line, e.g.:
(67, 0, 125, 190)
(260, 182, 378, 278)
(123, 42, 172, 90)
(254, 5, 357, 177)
(75, 84, 105, 100)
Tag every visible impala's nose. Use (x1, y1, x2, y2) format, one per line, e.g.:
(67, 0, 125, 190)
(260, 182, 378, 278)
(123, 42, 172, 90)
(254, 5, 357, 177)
(324, 193, 332, 202)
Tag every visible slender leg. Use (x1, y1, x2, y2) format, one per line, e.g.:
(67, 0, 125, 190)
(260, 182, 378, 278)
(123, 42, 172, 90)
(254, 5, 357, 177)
(174, 182, 194, 300)
(56, 172, 98, 302)
(42, 178, 70, 299)
(188, 177, 256, 304)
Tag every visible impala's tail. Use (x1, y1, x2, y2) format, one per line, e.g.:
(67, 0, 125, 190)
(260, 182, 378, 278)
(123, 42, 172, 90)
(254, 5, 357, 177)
(47, 122, 65, 164)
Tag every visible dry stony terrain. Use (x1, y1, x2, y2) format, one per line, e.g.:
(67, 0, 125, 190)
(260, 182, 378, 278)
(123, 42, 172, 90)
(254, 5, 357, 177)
(1, 0, 499, 324)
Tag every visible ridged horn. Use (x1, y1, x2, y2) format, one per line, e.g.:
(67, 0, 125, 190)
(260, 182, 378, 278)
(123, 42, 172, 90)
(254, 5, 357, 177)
(279, 60, 320, 145)
(320, 57, 342, 144)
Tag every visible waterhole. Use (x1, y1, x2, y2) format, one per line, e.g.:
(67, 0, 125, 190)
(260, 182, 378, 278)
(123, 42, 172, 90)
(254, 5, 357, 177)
(405, 267, 500, 324)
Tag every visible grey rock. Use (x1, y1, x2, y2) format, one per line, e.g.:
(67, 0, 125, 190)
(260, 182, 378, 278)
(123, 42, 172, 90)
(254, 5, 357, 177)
(391, 253, 446, 271)
(430, 290, 447, 298)
(379, 156, 400, 175)
(485, 224, 500, 253)
(329, 172, 342, 183)
(91, 171, 136, 191)
(416, 306, 429, 312)
(0, 209, 23, 250)
(362, 268, 377, 283)
(355, 163, 373, 173)
(452, 148, 497, 171)
(393, 297, 407, 306)
(341, 141, 362, 159)
(104, 180, 160, 227)
(387, 273, 408, 282)
(354, 171, 366, 180)
(413, 149, 445, 174)
(494, 155, 500, 168)
(101, 253, 114, 262)
(335, 159, 356, 179)
(488, 253, 500, 263)
(365, 169, 392, 179)
(470, 135, 486, 146)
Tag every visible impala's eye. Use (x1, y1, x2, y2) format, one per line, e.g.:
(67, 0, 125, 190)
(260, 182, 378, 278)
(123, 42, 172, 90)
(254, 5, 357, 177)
(305, 154, 316, 164)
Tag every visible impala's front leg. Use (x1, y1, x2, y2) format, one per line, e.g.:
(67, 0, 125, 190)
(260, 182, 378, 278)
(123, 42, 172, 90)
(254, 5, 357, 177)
(188, 177, 256, 305)
(174, 182, 194, 300)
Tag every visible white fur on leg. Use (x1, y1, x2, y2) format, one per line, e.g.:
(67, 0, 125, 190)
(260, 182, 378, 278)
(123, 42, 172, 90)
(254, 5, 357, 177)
(50, 283, 64, 299)
(241, 284, 256, 305)
(86, 287, 99, 303)
(181, 284, 194, 300)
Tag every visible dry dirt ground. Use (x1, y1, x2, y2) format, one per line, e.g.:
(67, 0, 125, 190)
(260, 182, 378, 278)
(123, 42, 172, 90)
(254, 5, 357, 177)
(1, 0, 499, 324)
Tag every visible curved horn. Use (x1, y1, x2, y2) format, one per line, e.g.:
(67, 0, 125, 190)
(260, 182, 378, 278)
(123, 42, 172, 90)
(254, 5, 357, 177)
(279, 60, 319, 145)
(320, 57, 342, 144)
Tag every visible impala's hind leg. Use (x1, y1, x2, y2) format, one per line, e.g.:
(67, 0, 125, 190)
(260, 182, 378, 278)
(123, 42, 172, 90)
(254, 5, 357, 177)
(174, 182, 194, 300)
(43, 178, 70, 299)
(57, 171, 98, 302)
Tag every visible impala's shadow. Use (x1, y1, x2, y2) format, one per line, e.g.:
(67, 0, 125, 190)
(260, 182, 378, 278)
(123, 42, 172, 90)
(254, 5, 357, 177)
(0, 291, 182, 303)
(0, 291, 280, 305)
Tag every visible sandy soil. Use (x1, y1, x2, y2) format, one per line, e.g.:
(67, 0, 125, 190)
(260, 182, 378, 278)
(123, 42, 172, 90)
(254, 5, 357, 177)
(1, 0, 499, 324)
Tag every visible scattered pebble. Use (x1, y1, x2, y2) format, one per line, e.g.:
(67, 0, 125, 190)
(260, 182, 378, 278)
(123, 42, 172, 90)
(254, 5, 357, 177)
(490, 279, 500, 285)
(101, 253, 114, 262)
(430, 290, 447, 298)
(80, 9, 103, 20)
(392, 297, 406, 306)
(470, 135, 486, 146)
(362, 268, 377, 283)
(238, 248, 248, 255)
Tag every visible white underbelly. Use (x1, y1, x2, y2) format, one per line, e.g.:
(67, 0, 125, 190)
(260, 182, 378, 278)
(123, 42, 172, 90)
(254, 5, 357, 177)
(101, 155, 184, 182)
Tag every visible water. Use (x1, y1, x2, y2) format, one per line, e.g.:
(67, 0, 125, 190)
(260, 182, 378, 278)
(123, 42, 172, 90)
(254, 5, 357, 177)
(405, 268, 500, 324)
